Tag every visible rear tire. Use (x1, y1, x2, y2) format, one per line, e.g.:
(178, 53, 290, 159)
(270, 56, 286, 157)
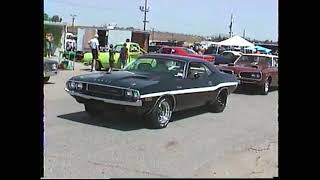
(208, 90, 228, 113)
(144, 97, 173, 129)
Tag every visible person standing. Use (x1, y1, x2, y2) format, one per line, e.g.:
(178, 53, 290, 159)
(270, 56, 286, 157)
(45, 37, 51, 58)
(108, 44, 115, 72)
(119, 43, 128, 69)
(88, 34, 99, 72)
(50, 35, 55, 57)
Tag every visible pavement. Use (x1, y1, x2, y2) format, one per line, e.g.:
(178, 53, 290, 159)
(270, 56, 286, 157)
(43, 59, 278, 178)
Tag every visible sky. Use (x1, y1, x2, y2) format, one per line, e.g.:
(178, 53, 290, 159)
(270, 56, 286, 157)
(44, 0, 278, 41)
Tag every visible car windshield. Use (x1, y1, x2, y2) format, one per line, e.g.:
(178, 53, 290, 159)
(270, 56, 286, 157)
(184, 48, 197, 54)
(235, 55, 272, 66)
(124, 57, 186, 77)
(114, 45, 124, 52)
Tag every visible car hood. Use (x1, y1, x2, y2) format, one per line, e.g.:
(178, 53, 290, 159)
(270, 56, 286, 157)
(44, 59, 58, 65)
(70, 71, 159, 90)
(189, 54, 214, 60)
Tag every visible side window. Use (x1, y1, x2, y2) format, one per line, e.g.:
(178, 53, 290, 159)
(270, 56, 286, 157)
(187, 63, 211, 79)
(223, 53, 232, 59)
(130, 44, 139, 52)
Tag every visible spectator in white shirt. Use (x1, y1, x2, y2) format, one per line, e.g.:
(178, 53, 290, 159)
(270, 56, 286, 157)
(88, 34, 100, 72)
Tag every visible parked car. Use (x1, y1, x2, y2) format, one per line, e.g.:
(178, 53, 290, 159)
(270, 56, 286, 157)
(43, 59, 58, 83)
(159, 46, 215, 62)
(65, 54, 238, 128)
(210, 51, 242, 65)
(218, 54, 278, 95)
(82, 42, 146, 70)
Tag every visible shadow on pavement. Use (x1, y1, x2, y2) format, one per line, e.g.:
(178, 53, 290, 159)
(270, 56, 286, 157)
(58, 106, 208, 131)
(44, 82, 55, 85)
(233, 85, 278, 95)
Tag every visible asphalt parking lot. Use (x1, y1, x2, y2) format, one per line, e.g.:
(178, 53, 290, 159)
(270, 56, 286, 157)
(44, 61, 278, 178)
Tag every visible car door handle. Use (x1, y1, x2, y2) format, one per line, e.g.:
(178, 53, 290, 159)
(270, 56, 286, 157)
(208, 81, 213, 86)
(177, 86, 182, 89)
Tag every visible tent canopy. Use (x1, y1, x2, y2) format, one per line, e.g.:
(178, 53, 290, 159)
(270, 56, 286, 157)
(218, 35, 254, 47)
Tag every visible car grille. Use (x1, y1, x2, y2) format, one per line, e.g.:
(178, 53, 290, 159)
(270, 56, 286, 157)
(87, 84, 124, 97)
(239, 72, 256, 79)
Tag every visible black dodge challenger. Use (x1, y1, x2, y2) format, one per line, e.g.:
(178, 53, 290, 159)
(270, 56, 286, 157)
(65, 54, 238, 128)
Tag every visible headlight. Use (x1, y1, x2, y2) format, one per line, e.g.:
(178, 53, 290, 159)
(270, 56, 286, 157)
(251, 73, 261, 79)
(125, 89, 140, 99)
(132, 90, 140, 98)
(52, 64, 57, 70)
(126, 90, 133, 96)
(76, 82, 83, 89)
(69, 81, 76, 89)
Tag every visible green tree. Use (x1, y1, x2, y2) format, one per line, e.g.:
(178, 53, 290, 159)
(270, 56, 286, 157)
(44, 13, 49, 21)
(52, 15, 60, 22)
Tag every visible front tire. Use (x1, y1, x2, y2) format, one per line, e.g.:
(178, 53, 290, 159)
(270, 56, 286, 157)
(84, 103, 101, 117)
(209, 90, 228, 113)
(44, 76, 50, 83)
(145, 97, 173, 129)
(261, 78, 271, 95)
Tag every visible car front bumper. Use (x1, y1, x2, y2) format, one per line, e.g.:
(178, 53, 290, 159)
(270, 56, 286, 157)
(238, 78, 263, 85)
(44, 70, 58, 77)
(65, 88, 143, 107)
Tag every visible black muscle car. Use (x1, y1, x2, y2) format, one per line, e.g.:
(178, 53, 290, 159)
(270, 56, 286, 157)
(65, 54, 239, 128)
(44, 59, 58, 82)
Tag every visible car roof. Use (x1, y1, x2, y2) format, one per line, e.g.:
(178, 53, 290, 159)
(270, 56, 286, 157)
(242, 53, 278, 58)
(139, 53, 210, 63)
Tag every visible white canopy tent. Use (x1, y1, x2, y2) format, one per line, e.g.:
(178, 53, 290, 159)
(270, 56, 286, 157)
(217, 35, 254, 47)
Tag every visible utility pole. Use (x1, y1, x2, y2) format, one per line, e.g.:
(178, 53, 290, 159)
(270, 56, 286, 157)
(70, 14, 77, 33)
(243, 29, 246, 39)
(229, 13, 234, 38)
(139, 0, 149, 31)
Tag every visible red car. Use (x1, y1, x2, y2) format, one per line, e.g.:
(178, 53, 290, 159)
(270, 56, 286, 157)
(218, 54, 278, 95)
(159, 46, 215, 62)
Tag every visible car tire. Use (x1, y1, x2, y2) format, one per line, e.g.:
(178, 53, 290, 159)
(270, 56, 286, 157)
(84, 103, 101, 117)
(209, 90, 228, 113)
(44, 76, 50, 83)
(261, 78, 271, 95)
(145, 97, 173, 129)
(95, 60, 102, 71)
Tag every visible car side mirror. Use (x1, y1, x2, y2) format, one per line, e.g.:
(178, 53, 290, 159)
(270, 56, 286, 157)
(228, 63, 235, 66)
(194, 73, 200, 79)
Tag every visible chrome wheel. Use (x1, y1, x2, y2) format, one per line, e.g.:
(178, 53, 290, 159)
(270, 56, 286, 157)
(216, 93, 227, 107)
(157, 99, 172, 125)
(264, 80, 269, 93)
(261, 79, 270, 95)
